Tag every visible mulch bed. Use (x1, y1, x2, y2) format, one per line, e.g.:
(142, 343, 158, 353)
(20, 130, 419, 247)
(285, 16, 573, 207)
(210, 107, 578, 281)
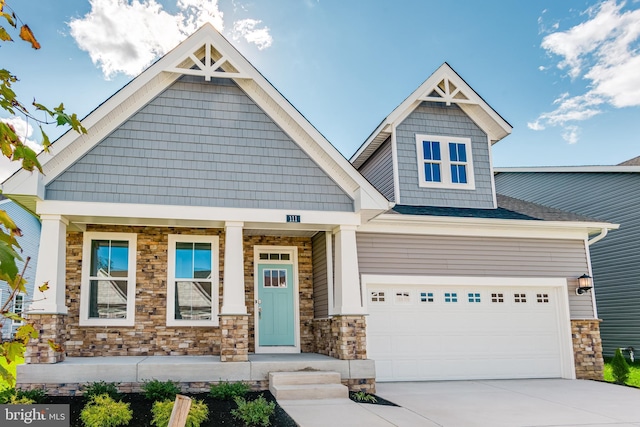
(47, 391, 298, 427)
(348, 392, 398, 407)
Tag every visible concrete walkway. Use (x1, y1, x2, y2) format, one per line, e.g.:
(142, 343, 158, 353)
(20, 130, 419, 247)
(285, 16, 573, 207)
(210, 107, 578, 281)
(278, 379, 640, 427)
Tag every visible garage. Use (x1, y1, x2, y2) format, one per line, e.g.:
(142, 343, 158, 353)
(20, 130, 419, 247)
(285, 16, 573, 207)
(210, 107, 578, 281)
(364, 276, 574, 382)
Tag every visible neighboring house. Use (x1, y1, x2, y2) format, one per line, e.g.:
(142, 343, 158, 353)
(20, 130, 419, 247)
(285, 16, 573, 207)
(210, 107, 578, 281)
(0, 197, 41, 339)
(2, 24, 616, 393)
(495, 158, 640, 357)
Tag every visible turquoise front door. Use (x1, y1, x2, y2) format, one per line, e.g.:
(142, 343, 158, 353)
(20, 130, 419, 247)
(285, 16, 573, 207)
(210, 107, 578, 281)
(257, 263, 295, 346)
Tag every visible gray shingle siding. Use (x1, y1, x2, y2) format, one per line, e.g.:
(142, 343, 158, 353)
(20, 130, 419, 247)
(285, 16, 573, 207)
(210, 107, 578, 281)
(46, 76, 353, 212)
(357, 232, 593, 319)
(496, 171, 640, 356)
(396, 102, 494, 208)
(358, 137, 394, 201)
(312, 232, 329, 318)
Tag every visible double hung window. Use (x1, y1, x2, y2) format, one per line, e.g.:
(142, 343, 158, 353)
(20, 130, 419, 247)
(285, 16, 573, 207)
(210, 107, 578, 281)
(416, 135, 475, 189)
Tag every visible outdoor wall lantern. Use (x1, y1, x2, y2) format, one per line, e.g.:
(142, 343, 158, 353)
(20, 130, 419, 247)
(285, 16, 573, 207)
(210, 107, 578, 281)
(575, 274, 593, 295)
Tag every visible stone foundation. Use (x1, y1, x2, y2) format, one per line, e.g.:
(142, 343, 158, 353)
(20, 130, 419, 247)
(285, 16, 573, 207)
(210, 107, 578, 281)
(313, 315, 367, 360)
(18, 380, 270, 396)
(24, 314, 67, 364)
(220, 315, 249, 362)
(342, 378, 376, 393)
(571, 319, 604, 380)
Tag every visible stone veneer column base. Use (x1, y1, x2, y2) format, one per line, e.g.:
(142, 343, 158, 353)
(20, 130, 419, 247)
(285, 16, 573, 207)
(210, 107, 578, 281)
(24, 314, 67, 364)
(571, 319, 604, 380)
(313, 315, 367, 360)
(220, 315, 249, 362)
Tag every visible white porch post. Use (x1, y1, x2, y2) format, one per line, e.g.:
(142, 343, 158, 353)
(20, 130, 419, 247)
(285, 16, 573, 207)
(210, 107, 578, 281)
(28, 214, 68, 314)
(333, 225, 365, 315)
(221, 221, 247, 314)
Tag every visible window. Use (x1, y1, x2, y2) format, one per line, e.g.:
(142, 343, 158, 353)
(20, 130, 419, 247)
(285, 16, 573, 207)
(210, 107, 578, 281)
(444, 292, 458, 303)
(514, 293, 527, 303)
(416, 135, 475, 189)
(536, 293, 550, 303)
(395, 291, 411, 304)
(468, 292, 481, 303)
(167, 235, 219, 326)
(80, 232, 137, 326)
(420, 292, 434, 303)
(491, 293, 504, 303)
(371, 291, 386, 303)
(264, 269, 287, 288)
(12, 294, 24, 326)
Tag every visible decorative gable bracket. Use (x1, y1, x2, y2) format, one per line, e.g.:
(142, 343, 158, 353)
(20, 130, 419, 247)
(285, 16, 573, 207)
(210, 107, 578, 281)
(419, 77, 473, 106)
(165, 41, 249, 81)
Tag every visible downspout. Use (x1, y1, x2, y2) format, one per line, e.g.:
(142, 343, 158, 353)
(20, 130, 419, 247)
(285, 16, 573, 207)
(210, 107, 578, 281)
(588, 227, 608, 246)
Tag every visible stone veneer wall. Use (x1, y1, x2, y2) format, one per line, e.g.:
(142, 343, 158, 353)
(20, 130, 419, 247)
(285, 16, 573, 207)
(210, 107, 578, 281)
(312, 316, 367, 360)
(571, 319, 604, 380)
(220, 315, 249, 362)
(64, 226, 314, 357)
(24, 314, 67, 364)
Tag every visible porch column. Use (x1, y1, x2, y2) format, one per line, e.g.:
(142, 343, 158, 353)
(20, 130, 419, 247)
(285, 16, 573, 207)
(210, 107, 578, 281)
(29, 214, 68, 315)
(25, 214, 68, 364)
(220, 221, 248, 362)
(221, 221, 247, 315)
(333, 225, 364, 315)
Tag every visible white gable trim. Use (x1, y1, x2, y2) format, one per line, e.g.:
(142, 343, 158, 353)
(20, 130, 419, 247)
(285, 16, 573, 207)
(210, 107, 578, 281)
(351, 63, 512, 169)
(3, 23, 389, 214)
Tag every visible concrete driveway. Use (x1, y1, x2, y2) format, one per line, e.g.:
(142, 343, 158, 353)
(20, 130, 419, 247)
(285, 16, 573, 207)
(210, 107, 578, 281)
(279, 379, 640, 427)
(375, 379, 640, 426)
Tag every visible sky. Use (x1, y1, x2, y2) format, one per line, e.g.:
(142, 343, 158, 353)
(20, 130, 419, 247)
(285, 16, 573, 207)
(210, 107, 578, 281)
(1, 0, 640, 182)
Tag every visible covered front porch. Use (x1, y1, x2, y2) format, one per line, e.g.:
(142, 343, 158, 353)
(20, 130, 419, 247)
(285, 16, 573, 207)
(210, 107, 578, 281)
(17, 353, 376, 395)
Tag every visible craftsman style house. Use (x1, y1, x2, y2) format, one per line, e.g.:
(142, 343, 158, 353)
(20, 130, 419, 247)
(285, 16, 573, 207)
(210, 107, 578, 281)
(3, 24, 615, 393)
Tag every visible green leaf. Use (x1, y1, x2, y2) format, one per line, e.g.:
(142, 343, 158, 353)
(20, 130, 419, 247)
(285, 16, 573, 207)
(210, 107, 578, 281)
(39, 126, 51, 152)
(3, 311, 23, 322)
(33, 101, 54, 116)
(0, 239, 20, 283)
(4, 341, 24, 364)
(0, 26, 12, 42)
(14, 324, 37, 343)
(38, 281, 49, 293)
(1, 11, 16, 28)
(0, 363, 15, 388)
(0, 209, 19, 233)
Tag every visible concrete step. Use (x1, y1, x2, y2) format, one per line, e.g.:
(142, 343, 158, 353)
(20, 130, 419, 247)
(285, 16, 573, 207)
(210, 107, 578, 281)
(269, 371, 342, 387)
(270, 383, 349, 400)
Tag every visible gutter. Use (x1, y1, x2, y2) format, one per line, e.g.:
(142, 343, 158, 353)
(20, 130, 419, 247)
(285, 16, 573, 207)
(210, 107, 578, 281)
(588, 227, 608, 246)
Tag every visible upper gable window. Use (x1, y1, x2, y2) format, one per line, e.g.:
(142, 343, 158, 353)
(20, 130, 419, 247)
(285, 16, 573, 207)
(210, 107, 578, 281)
(416, 135, 475, 190)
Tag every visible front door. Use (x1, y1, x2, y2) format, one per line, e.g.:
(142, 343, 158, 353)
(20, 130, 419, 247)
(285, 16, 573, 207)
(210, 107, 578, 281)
(257, 263, 295, 347)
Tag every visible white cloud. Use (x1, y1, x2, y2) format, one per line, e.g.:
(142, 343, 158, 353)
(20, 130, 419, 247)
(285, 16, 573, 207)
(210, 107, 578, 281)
(561, 125, 580, 144)
(232, 19, 272, 50)
(0, 117, 43, 183)
(69, 0, 271, 79)
(531, 0, 640, 143)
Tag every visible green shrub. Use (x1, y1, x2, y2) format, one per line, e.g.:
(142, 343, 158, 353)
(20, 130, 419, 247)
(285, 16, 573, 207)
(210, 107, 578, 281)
(0, 388, 16, 404)
(16, 387, 47, 403)
(231, 396, 275, 427)
(209, 380, 250, 400)
(8, 395, 35, 404)
(83, 381, 121, 401)
(142, 379, 181, 401)
(150, 398, 209, 427)
(80, 394, 132, 427)
(612, 348, 631, 384)
(351, 391, 377, 403)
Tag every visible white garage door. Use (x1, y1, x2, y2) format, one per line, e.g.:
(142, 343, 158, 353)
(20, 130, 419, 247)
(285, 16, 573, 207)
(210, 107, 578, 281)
(367, 283, 570, 381)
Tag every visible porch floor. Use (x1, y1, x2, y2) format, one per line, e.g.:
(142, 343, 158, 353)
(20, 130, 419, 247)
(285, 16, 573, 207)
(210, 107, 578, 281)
(17, 353, 375, 386)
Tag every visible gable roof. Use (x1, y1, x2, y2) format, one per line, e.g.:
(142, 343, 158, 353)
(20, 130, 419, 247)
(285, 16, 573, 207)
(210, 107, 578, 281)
(618, 156, 640, 166)
(3, 23, 390, 215)
(351, 62, 512, 169)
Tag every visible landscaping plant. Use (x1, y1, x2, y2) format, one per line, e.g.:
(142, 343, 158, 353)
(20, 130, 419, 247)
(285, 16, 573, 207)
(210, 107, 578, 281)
(151, 398, 209, 427)
(80, 394, 133, 427)
(351, 391, 377, 403)
(209, 380, 250, 400)
(142, 379, 181, 401)
(231, 395, 276, 427)
(611, 348, 631, 384)
(83, 381, 121, 401)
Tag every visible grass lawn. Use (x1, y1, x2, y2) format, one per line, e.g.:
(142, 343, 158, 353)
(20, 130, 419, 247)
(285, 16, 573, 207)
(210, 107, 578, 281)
(603, 358, 640, 387)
